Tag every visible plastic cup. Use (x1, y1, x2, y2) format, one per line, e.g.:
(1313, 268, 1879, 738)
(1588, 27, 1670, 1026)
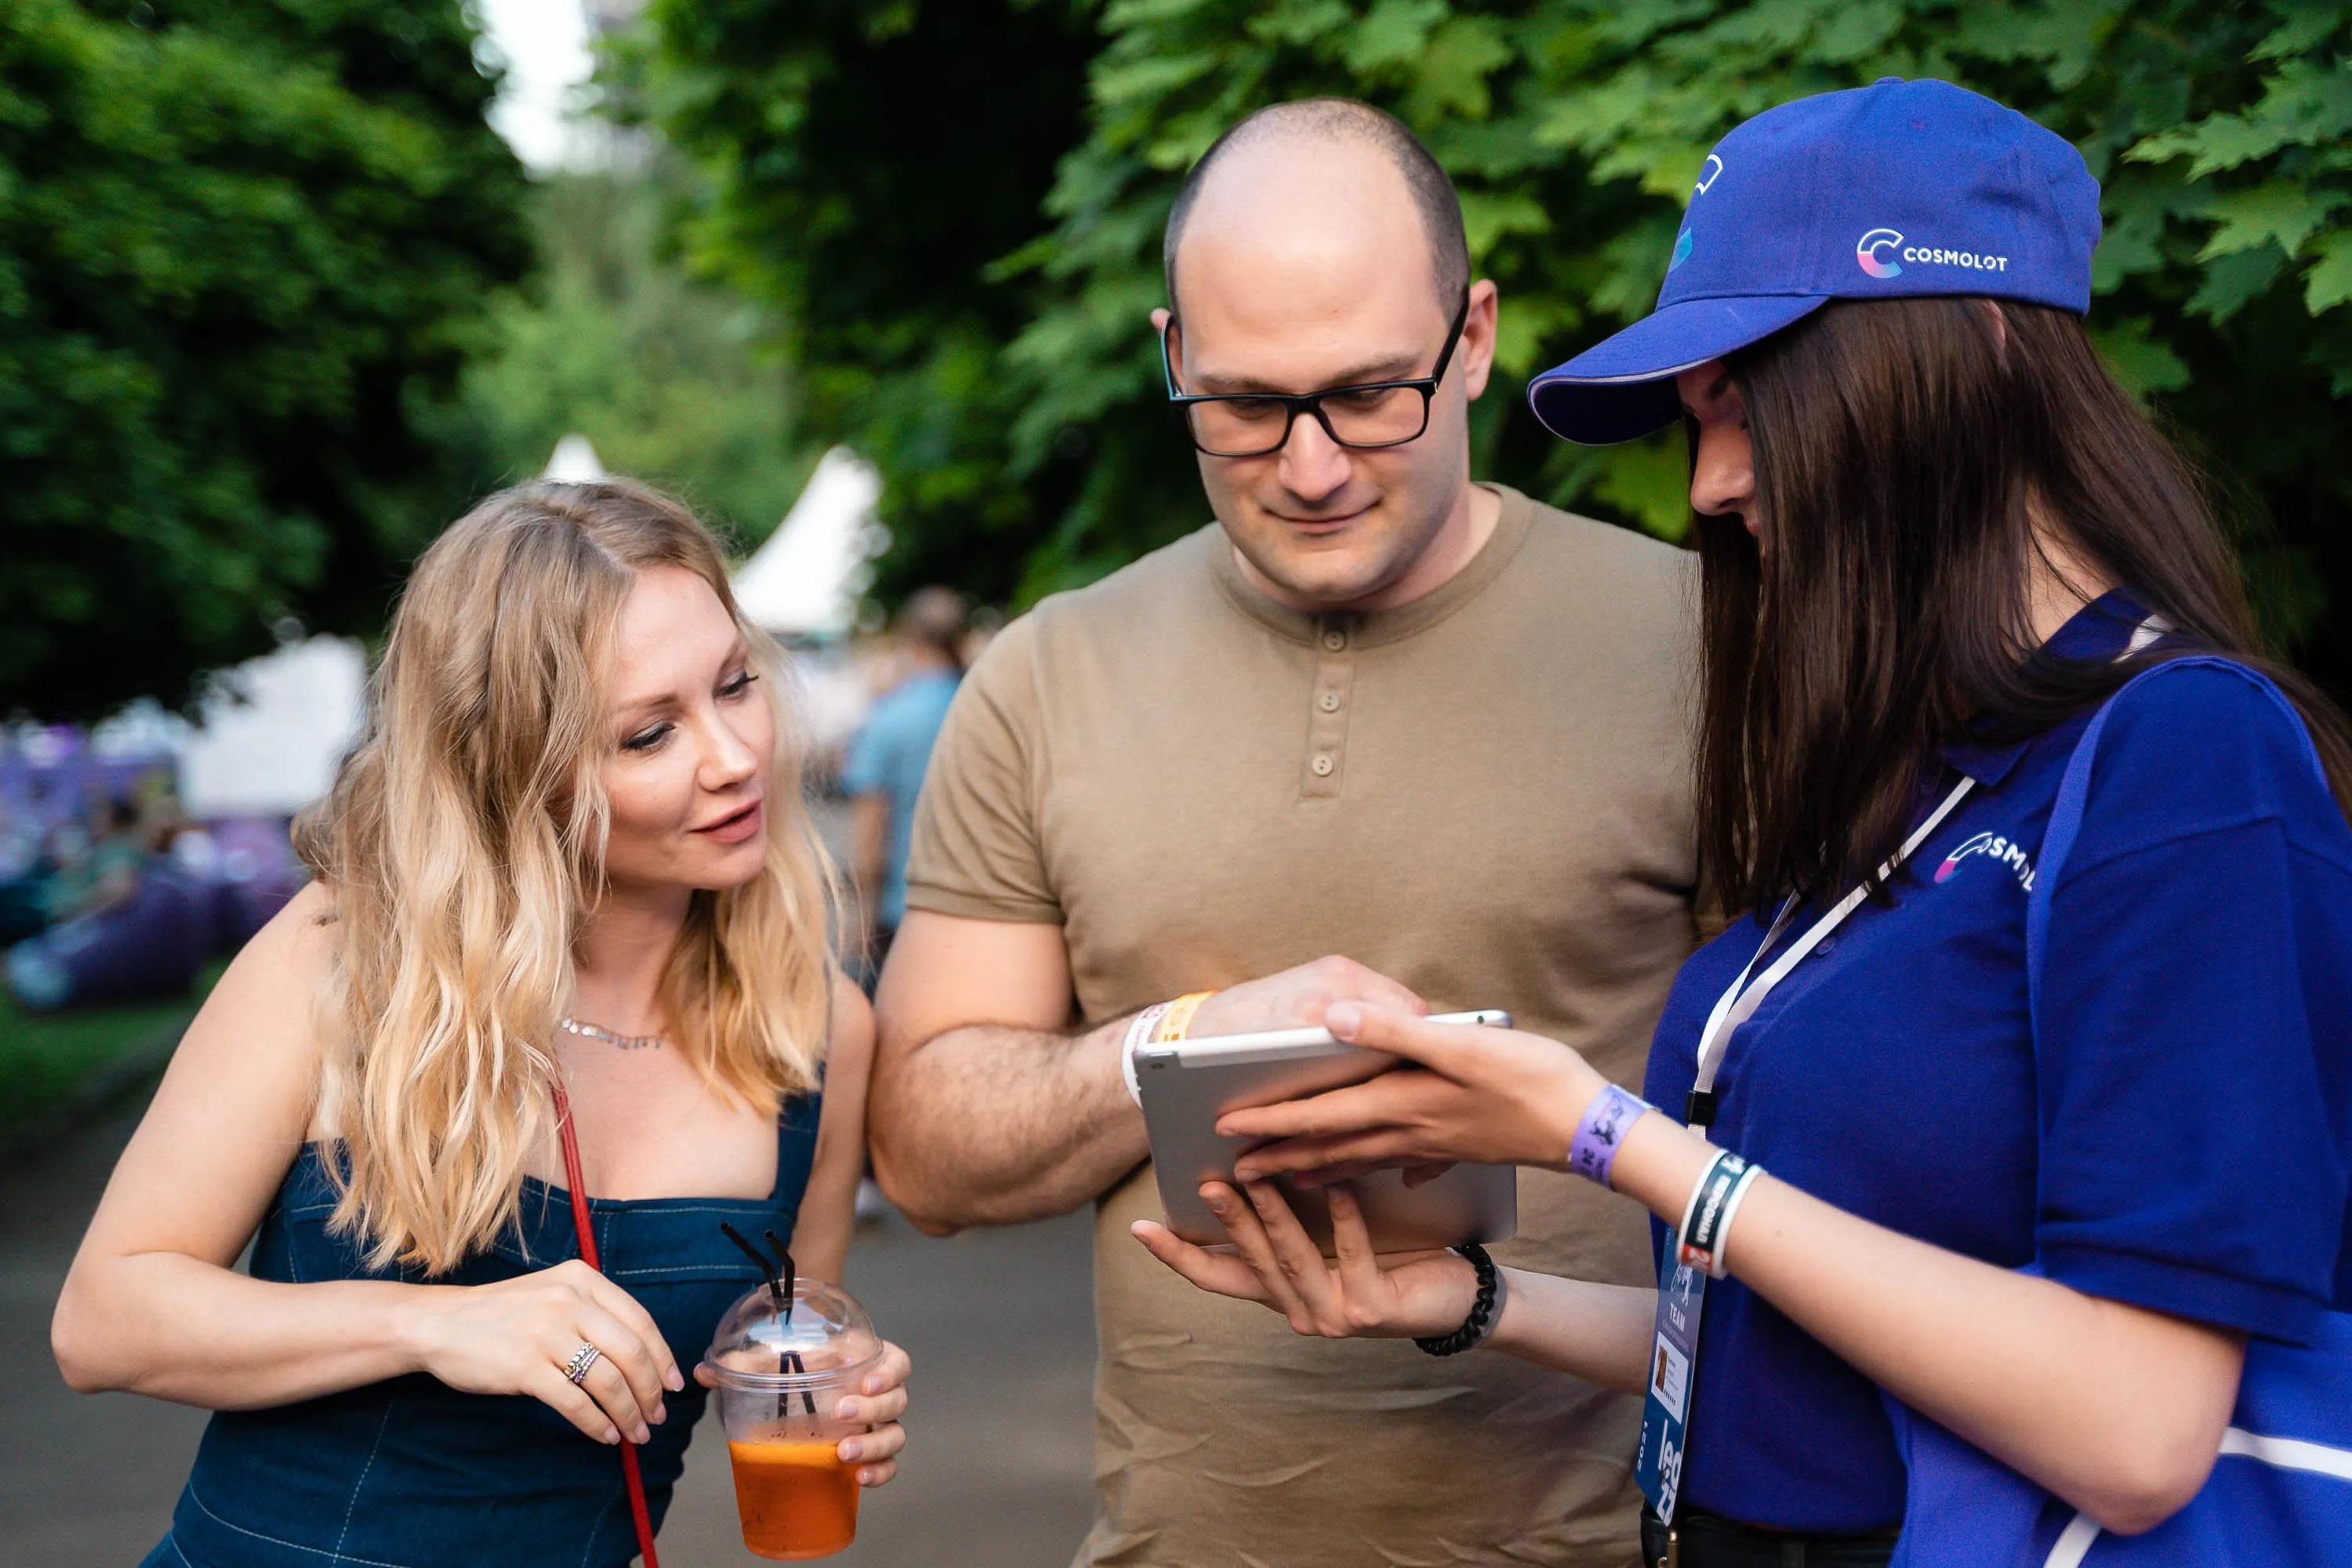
(706, 1278, 883, 1561)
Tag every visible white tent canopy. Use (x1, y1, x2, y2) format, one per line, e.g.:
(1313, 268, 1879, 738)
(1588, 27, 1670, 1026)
(731, 447, 883, 640)
(544, 432, 607, 483)
(109, 441, 891, 823)
(180, 637, 368, 818)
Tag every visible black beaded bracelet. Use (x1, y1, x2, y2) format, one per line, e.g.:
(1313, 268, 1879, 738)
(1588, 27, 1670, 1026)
(1414, 1243, 1498, 1357)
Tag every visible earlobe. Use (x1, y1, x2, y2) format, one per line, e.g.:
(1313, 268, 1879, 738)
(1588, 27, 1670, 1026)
(1463, 281, 1501, 397)
(1979, 298, 2010, 367)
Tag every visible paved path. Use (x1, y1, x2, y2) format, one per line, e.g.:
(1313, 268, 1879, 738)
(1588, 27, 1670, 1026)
(0, 1091, 1098, 1566)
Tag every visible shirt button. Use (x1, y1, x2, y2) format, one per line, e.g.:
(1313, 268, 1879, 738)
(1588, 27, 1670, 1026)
(1322, 630, 1348, 652)
(1311, 753, 1335, 776)
(1319, 691, 1341, 712)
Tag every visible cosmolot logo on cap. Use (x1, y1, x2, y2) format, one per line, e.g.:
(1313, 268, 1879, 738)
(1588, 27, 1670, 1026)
(1667, 154, 1726, 273)
(1856, 227, 2009, 278)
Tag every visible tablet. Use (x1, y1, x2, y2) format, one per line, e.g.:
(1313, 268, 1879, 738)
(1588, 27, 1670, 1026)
(1136, 1011, 1519, 1254)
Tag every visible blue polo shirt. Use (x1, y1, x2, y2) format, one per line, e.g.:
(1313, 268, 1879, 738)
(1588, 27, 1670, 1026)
(1642, 595, 2352, 1533)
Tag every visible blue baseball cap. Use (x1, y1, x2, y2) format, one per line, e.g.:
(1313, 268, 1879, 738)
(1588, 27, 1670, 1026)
(1528, 78, 2102, 445)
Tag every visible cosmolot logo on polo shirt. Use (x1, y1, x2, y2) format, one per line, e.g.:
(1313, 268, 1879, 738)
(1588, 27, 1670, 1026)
(1934, 831, 2035, 892)
(1856, 228, 2010, 278)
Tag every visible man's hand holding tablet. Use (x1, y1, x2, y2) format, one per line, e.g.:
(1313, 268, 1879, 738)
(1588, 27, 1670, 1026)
(1134, 1177, 1485, 1343)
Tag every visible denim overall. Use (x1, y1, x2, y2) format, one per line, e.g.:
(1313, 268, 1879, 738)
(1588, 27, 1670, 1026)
(141, 1092, 821, 1568)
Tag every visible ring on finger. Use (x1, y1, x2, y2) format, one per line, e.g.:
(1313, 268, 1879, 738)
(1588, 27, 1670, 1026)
(563, 1341, 603, 1385)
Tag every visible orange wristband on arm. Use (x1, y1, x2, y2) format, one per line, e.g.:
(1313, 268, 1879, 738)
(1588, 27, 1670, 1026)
(1156, 992, 1215, 1044)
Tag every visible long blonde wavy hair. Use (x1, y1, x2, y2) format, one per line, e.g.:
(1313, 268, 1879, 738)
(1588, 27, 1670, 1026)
(292, 479, 838, 1274)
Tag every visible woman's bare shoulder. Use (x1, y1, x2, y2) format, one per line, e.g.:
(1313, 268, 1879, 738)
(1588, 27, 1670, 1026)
(77, 881, 346, 1271)
(828, 971, 875, 1061)
(176, 881, 341, 1110)
(230, 880, 341, 993)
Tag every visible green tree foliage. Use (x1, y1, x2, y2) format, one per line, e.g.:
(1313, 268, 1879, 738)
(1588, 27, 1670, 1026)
(437, 160, 810, 547)
(644, 1, 2352, 690)
(622, 0, 1098, 604)
(0, 0, 530, 719)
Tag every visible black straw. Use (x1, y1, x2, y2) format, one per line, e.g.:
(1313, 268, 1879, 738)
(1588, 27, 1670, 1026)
(718, 1221, 784, 1311)
(719, 1221, 818, 1420)
(763, 1229, 797, 1324)
(762, 1230, 817, 1417)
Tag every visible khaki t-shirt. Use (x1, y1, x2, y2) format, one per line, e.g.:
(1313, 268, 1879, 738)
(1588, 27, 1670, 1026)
(907, 485, 1699, 1567)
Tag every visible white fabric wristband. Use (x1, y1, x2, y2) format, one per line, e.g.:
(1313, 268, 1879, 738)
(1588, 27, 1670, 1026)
(1120, 1004, 1172, 1107)
(1707, 1163, 1765, 1279)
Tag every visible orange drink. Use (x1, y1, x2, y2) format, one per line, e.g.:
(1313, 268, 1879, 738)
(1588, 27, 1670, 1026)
(727, 1439, 859, 1559)
(706, 1275, 884, 1559)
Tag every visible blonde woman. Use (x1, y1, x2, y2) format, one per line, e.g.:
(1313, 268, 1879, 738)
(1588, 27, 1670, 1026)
(52, 481, 909, 1568)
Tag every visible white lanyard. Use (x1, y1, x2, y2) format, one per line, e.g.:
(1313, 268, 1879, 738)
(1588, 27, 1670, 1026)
(1690, 774, 1979, 1105)
(1690, 613, 2164, 1116)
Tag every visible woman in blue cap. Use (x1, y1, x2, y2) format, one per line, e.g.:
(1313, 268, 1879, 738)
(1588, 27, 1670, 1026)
(1132, 79, 2352, 1566)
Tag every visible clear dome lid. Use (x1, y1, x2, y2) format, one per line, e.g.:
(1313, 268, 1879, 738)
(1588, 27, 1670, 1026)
(705, 1277, 881, 1389)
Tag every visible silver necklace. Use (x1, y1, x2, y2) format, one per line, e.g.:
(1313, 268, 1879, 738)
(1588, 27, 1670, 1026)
(559, 1015, 666, 1051)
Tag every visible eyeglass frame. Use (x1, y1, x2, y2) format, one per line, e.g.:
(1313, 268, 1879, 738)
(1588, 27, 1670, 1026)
(1158, 290, 1473, 458)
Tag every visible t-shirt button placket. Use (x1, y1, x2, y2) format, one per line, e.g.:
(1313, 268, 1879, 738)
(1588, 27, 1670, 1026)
(1305, 618, 1355, 798)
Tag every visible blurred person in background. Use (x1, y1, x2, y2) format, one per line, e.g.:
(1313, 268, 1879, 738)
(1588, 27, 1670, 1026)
(0, 799, 45, 944)
(46, 796, 148, 924)
(869, 98, 1698, 1566)
(53, 480, 909, 1568)
(843, 586, 967, 981)
(5, 797, 173, 1010)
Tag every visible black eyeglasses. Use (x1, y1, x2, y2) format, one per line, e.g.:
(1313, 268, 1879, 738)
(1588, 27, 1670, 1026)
(1160, 292, 1472, 458)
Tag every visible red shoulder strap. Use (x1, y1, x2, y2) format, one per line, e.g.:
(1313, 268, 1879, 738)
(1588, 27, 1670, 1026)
(554, 1080, 662, 1568)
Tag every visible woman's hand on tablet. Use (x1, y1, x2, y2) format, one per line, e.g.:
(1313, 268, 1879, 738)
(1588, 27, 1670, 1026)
(1221, 1003, 1605, 1182)
(1131, 1181, 1475, 1340)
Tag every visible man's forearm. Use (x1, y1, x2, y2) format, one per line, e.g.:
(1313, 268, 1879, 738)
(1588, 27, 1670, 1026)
(869, 1014, 1148, 1229)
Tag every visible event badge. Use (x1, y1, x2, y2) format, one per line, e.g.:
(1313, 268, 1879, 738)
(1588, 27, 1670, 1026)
(1634, 1234, 1707, 1524)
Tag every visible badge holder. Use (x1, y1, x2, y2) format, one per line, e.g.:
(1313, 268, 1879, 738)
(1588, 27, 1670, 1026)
(1635, 775, 1977, 1566)
(1635, 1229, 1707, 1562)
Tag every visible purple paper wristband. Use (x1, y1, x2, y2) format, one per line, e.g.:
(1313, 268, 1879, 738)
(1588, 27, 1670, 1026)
(1566, 1083, 1653, 1189)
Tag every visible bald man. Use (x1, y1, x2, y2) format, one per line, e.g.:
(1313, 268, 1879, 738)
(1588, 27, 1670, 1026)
(869, 100, 1699, 1566)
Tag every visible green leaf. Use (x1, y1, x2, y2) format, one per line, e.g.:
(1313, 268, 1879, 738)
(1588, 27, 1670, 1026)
(1403, 15, 1515, 121)
(2197, 180, 2346, 261)
(2187, 243, 2288, 323)
(1458, 189, 1551, 263)
(2252, 2, 2345, 63)
(1341, 0, 1452, 72)
(2088, 316, 2191, 401)
(1591, 428, 1692, 543)
(2306, 227, 2352, 314)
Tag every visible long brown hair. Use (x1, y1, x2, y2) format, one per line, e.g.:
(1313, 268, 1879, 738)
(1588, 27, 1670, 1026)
(1696, 296, 2352, 916)
(293, 479, 838, 1273)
